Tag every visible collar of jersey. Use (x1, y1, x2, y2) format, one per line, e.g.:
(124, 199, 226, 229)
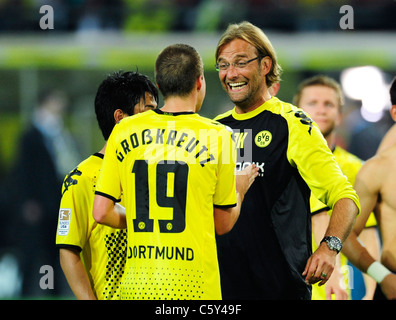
(93, 152, 104, 159)
(231, 96, 277, 120)
(153, 109, 196, 116)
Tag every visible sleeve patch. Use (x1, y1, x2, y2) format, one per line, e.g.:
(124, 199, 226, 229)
(57, 208, 71, 236)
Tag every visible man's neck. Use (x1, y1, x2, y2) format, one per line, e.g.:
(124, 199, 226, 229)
(161, 95, 197, 113)
(98, 142, 106, 155)
(234, 91, 272, 114)
(325, 132, 336, 151)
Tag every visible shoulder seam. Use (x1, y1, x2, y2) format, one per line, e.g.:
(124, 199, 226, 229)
(214, 110, 233, 121)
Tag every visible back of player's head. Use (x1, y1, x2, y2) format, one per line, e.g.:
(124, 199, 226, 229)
(390, 76, 396, 106)
(94, 70, 158, 140)
(155, 44, 203, 99)
(293, 74, 344, 112)
(215, 21, 282, 88)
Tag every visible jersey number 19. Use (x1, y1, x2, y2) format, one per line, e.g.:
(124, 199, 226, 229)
(132, 160, 188, 234)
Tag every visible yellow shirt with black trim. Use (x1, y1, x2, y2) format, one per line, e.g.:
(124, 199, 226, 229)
(214, 97, 360, 299)
(56, 153, 127, 300)
(311, 145, 377, 300)
(95, 109, 237, 300)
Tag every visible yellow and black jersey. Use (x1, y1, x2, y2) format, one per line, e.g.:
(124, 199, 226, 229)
(56, 153, 127, 300)
(95, 109, 237, 300)
(214, 97, 360, 299)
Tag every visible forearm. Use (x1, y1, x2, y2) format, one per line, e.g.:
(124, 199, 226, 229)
(343, 230, 394, 293)
(214, 163, 258, 235)
(214, 192, 243, 235)
(325, 198, 358, 242)
(360, 227, 381, 299)
(342, 231, 375, 273)
(59, 249, 96, 300)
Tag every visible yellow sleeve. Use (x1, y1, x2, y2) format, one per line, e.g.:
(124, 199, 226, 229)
(333, 146, 362, 186)
(56, 168, 92, 250)
(310, 194, 329, 215)
(213, 128, 237, 207)
(286, 109, 360, 214)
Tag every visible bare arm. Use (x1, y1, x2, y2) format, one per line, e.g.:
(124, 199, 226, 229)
(341, 231, 396, 300)
(342, 157, 396, 299)
(214, 192, 244, 235)
(359, 227, 381, 299)
(342, 157, 381, 271)
(352, 162, 380, 236)
(59, 248, 96, 300)
(93, 196, 127, 229)
(214, 164, 258, 235)
(343, 232, 376, 275)
(325, 198, 358, 242)
(376, 123, 396, 154)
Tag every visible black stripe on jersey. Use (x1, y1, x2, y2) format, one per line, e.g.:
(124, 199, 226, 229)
(93, 152, 104, 159)
(94, 191, 121, 203)
(153, 109, 195, 116)
(214, 203, 237, 208)
(311, 206, 330, 216)
(56, 244, 82, 252)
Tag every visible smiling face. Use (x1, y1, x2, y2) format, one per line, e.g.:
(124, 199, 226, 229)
(217, 38, 271, 112)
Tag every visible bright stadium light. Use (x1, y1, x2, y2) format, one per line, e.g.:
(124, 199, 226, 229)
(340, 66, 390, 122)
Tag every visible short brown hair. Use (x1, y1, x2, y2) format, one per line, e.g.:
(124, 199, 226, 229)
(215, 21, 282, 88)
(155, 43, 203, 99)
(293, 75, 344, 111)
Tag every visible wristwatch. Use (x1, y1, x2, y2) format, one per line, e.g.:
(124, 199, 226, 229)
(320, 236, 342, 254)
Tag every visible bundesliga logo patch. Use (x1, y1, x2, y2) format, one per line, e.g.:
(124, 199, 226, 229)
(58, 208, 71, 236)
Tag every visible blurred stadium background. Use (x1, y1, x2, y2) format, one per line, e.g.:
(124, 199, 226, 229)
(0, 0, 395, 299)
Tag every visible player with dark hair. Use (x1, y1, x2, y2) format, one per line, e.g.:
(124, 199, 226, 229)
(56, 70, 158, 299)
(93, 44, 258, 300)
(95, 71, 159, 141)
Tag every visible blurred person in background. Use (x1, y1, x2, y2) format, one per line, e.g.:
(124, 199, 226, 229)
(8, 89, 80, 297)
(0, 142, 8, 246)
(56, 71, 158, 299)
(294, 75, 380, 300)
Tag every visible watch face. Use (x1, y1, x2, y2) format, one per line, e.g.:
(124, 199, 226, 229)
(329, 237, 342, 251)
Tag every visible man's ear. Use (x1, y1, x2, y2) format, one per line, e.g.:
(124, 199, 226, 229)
(260, 56, 272, 77)
(196, 75, 203, 91)
(390, 104, 396, 122)
(114, 109, 124, 123)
